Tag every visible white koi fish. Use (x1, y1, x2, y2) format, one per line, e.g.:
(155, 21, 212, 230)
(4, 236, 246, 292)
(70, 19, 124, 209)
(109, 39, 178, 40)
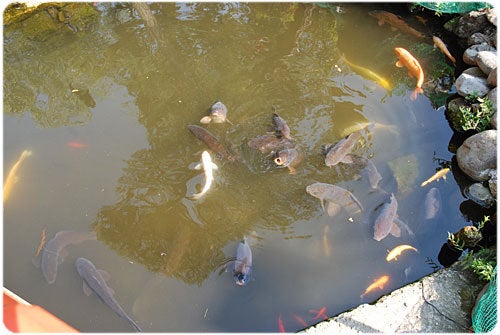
(191, 151, 218, 199)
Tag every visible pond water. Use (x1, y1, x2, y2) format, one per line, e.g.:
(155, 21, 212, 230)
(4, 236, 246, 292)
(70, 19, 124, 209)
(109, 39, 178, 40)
(3, 2, 469, 332)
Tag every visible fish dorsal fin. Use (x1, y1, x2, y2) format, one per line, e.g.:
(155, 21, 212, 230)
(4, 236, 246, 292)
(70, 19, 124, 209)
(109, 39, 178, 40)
(83, 281, 93, 296)
(98, 269, 111, 282)
(390, 223, 401, 237)
(395, 61, 404, 68)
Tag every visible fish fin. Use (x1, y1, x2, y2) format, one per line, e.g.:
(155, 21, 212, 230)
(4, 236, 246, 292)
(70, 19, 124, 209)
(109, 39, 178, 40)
(98, 269, 111, 281)
(226, 118, 234, 125)
(83, 281, 93, 296)
(326, 201, 341, 217)
(377, 19, 384, 26)
(410, 87, 423, 100)
(58, 248, 69, 264)
(200, 116, 212, 124)
(395, 61, 404, 68)
(211, 162, 218, 170)
(32, 255, 41, 268)
(390, 223, 401, 237)
(341, 154, 354, 164)
(193, 163, 202, 170)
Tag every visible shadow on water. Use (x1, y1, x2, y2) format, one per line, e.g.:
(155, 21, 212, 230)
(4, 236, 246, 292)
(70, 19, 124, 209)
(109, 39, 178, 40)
(4, 2, 485, 332)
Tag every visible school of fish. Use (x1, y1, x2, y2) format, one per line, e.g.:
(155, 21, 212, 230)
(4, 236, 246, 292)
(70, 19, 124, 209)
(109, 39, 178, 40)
(16, 6, 456, 331)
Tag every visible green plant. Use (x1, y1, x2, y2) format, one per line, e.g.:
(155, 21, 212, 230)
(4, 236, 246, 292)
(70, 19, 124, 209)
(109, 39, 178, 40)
(447, 231, 465, 251)
(460, 94, 494, 132)
(460, 247, 497, 281)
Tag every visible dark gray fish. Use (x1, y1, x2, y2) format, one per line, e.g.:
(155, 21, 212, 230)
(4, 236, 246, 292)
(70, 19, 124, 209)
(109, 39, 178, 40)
(424, 187, 441, 220)
(373, 193, 400, 241)
(233, 237, 253, 286)
(70, 84, 96, 108)
(272, 113, 292, 140)
(324, 131, 362, 167)
(187, 124, 233, 161)
(306, 182, 363, 217)
(247, 134, 294, 154)
(274, 148, 302, 174)
(40, 230, 96, 284)
(201, 100, 232, 124)
(75, 257, 142, 332)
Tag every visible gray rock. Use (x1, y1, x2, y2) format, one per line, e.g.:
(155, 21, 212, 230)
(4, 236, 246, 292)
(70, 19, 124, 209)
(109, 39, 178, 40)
(491, 111, 497, 129)
(455, 10, 491, 38)
(487, 87, 497, 112)
(468, 32, 496, 46)
(464, 182, 496, 208)
(476, 51, 497, 76)
(488, 170, 497, 198)
(455, 72, 491, 97)
(463, 66, 487, 78)
(487, 67, 497, 86)
(463, 44, 496, 65)
(456, 130, 497, 181)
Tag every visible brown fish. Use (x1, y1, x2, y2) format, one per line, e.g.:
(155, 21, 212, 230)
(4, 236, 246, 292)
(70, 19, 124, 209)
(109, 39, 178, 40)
(272, 113, 292, 140)
(200, 100, 233, 124)
(306, 182, 363, 217)
(373, 193, 401, 241)
(187, 125, 233, 161)
(274, 148, 302, 174)
(432, 36, 456, 65)
(324, 131, 362, 167)
(347, 154, 382, 189)
(247, 134, 294, 154)
(369, 10, 426, 39)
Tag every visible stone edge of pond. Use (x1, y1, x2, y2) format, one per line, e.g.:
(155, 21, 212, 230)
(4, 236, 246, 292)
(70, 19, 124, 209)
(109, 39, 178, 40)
(300, 262, 485, 333)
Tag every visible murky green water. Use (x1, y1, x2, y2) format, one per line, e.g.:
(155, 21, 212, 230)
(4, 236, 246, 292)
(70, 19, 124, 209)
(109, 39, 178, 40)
(4, 3, 468, 332)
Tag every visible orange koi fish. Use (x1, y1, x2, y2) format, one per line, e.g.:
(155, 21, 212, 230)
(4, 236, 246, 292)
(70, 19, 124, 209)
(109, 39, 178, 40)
(386, 244, 418, 262)
(432, 36, 456, 65)
(394, 47, 424, 100)
(360, 275, 390, 298)
(309, 307, 328, 320)
(278, 314, 285, 333)
(67, 141, 88, 148)
(4, 149, 33, 202)
(292, 313, 308, 327)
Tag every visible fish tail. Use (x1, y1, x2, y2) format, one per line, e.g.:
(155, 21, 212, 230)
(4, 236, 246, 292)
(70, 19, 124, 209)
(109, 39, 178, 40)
(410, 87, 423, 100)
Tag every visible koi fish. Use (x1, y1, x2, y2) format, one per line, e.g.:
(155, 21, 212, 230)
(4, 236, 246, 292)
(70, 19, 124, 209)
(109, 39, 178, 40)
(424, 187, 441, 219)
(309, 307, 328, 320)
(190, 151, 218, 199)
(369, 10, 426, 39)
(272, 112, 292, 140)
(386, 244, 418, 262)
(278, 314, 285, 333)
(394, 47, 424, 100)
(34, 227, 47, 257)
(233, 236, 253, 286)
(187, 124, 234, 161)
(76, 257, 142, 332)
(292, 313, 308, 327)
(323, 131, 362, 167)
(3, 149, 33, 202)
(421, 168, 450, 187)
(373, 194, 401, 241)
(342, 56, 392, 91)
(306, 182, 364, 218)
(360, 275, 390, 298)
(432, 36, 456, 64)
(67, 141, 88, 148)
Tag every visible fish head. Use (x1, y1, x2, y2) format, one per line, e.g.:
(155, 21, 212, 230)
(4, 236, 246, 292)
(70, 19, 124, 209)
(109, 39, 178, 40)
(306, 183, 327, 199)
(393, 47, 405, 59)
(234, 269, 251, 286)
(210, 102, 227, 122)
(274, 148, 298, 167)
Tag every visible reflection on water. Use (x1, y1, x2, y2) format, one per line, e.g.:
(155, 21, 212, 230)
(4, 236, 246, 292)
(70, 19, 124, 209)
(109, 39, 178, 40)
(4, 2, 471, 332)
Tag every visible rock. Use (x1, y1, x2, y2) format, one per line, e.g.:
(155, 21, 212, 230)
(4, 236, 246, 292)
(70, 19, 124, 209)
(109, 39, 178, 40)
(487, 67, 497, 86)
(468, 32, 496, 46)
(455, 72, 491, 97)
(487, 87, 497, 112)
(456, 130, 497, 181)
(462, 66, 488, 78)
(485, 7, 497, 26)
(476, 51, 497, 76)
(488, 170, 497, 198)
(491, 111, 497, 129)
(464, 183, 496, 208)
(455, 10, 491, 39)
(463, 44, 496, 65)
